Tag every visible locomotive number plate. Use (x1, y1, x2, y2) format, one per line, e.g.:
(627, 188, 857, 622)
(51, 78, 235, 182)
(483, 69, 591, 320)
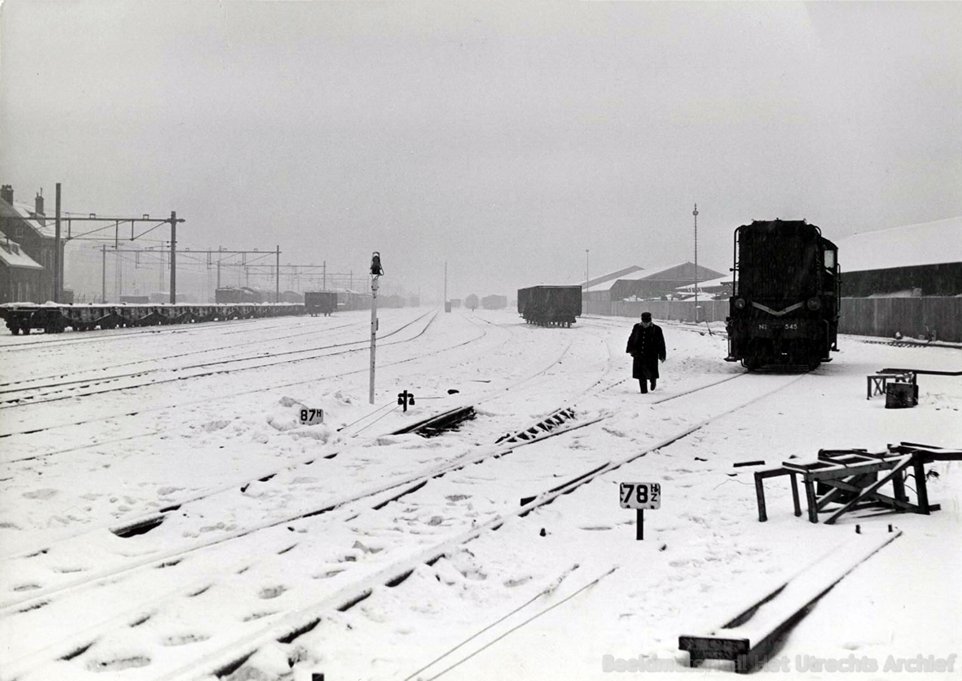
(619, 482, 661, 510)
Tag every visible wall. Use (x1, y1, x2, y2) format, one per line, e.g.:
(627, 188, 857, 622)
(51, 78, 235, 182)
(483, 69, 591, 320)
(582, 297, 962, 342)
(838, 297, 962, 341)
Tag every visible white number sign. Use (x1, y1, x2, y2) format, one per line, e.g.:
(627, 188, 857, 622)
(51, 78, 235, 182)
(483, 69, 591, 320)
(619, 482, 661, 510)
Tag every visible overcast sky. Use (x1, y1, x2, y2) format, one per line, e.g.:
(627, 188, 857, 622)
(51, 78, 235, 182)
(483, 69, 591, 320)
(2, 1, 960, 300)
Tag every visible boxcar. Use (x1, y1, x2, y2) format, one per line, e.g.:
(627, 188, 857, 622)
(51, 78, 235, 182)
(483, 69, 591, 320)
(481, 294, 507, 310)
(517, 285, 582, 327)
(725, 220, 840, 370)
(305, 291, 337, 316)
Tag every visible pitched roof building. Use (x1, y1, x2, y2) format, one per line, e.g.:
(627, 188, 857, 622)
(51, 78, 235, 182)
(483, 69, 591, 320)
(834, 217, 962, 296)
(0, 185, 61, 302)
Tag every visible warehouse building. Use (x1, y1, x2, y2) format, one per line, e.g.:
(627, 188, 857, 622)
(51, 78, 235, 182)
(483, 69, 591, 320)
(836, 217, 962, 297)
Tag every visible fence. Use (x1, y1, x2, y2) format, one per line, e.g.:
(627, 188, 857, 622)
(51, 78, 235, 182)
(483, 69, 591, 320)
(583, 297, 962, 342)
(838, 297, 962, 342)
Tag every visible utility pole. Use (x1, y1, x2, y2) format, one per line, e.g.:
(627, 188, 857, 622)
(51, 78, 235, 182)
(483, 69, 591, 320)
(322, 260, 326, 290)
(54, 183, 62, 303)
(369, 252, 384, 404)
(169, 211, 177, 304)
(693, 203, 699, 323)
(585, 248, 590, 311)
(101, 244, 107, 303)
(275, 244, 280, 302)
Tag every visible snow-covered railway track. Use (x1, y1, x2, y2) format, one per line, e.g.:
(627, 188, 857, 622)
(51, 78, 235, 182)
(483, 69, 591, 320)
(0, 371, 807, 681)
(0, 315, 310, 350)
(0, 314, 466, 439)
(0, 313, 433, 409)
(0, 414, 606, 679)
(0, 319, 365, 390)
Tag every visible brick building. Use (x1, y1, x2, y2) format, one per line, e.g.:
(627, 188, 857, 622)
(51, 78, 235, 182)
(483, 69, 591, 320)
(0, 185, 62, 302)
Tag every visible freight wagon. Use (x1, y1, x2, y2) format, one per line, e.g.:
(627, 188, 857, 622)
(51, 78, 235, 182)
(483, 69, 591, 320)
(0, 302, 306, 334)
(304, 291, 337, 316)
(481, 294, 507, 310)
(517, 285, 582, 327)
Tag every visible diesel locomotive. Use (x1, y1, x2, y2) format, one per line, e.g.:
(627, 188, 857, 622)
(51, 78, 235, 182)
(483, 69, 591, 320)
(725, 220, 840, 370)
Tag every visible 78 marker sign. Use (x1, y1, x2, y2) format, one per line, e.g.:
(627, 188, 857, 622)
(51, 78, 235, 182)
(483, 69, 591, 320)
(619, 482, 662, 540)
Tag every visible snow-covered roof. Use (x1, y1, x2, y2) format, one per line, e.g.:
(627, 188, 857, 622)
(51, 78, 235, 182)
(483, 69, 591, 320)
(583, 265, 644, 293)
(619, 262, 689, 281)
(675, 273, 734, 291)
(0, 239, 43, 269)
(7, 201, 57, 238)
(836, 217, 962, 272)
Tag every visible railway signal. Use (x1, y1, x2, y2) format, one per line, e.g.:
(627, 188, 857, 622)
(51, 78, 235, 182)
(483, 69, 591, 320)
(397, 390, 415, 412)
(369, 251, 383, 404)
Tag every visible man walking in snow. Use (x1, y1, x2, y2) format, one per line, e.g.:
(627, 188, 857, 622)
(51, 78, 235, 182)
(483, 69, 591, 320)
(626, 311, 666, 393)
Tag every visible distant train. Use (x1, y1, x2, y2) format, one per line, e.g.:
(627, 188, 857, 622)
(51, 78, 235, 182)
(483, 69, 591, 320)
(481, 294, 507, 310)
(517, 285, 582, 327)
(215, 287, 303, 304)
(725, 220, 840, 370)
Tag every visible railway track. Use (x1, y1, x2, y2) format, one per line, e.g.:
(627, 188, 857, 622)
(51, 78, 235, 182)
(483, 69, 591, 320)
(0, 365, 794, 680)
(0, 313, 433, 408)
(0, 318, 365, 390)
(0, 312, 465, 439)
(0, 312, 799, 678)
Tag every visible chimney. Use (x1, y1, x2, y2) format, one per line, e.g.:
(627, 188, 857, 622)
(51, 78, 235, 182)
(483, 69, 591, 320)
(0, 185, 12, 205)
(35, 189, 44, 216)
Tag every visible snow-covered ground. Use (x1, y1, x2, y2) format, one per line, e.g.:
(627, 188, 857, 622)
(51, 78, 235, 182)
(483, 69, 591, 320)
(0, 309, 959, 681)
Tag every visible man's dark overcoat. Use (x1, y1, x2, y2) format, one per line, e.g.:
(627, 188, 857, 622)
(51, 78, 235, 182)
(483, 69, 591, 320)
(626, 322, 667, 380)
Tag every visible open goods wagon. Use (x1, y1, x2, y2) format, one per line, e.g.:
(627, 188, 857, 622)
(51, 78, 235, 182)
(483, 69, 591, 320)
(0, 302, 305, 334)
(517, 285, 582, 327)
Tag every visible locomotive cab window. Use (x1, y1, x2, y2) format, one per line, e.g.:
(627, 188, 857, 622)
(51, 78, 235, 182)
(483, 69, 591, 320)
(824, 250, 836, 271)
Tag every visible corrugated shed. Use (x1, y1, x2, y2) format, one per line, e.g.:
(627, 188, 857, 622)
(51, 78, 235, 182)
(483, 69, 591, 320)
(836, 217, 962, 272)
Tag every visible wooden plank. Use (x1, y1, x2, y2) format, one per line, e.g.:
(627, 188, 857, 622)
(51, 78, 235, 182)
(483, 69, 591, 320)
(680, 532, 901, 672)
(913, 460, 931, 514)
(823, 456, 912, 525)
(754, 473, 768, 522)
(790, 473, 801, 517)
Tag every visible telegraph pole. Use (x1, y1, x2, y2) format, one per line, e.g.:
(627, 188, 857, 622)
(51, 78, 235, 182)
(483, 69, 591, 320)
(169, 211, 177, 304)
(275, 244, 280, 302)
(585, 248, 590, 311)
(369, 252, 384, 404)
(693, 203, 699, 323)
(101, 244, 107, 303)
(54, 183, 62, 303)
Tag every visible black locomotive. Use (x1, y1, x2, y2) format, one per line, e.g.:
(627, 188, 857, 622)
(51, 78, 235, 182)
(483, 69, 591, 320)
(725, 220, 840, 370)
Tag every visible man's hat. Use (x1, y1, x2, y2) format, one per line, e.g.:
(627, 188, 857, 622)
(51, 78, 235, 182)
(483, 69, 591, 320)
(641, 312, 652, 322)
